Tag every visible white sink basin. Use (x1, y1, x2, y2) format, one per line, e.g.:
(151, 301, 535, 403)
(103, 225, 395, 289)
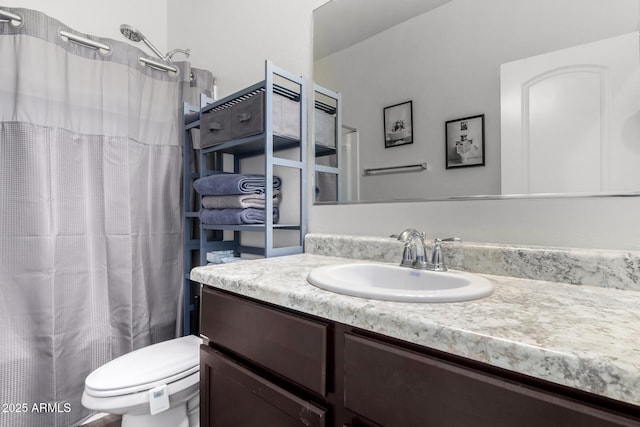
(307, 262, 494, 303)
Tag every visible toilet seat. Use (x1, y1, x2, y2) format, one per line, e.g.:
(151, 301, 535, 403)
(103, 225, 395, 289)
(84, 335, 201, 398)
(82, 370, 199, 415)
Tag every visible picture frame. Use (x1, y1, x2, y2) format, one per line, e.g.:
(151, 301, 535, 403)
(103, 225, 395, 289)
(383, 101, 413, 148)
(445, 114, 485, 169)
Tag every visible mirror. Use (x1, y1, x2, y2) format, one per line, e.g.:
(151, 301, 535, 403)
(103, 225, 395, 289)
(313, 0, 640, 203)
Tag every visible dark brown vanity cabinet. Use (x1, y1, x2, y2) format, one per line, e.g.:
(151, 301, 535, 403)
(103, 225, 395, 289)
(343, 333, 640, 427)
(200, 287, 640, 427)
(200, 345, 326, 426)
(199, 287, 332, 426)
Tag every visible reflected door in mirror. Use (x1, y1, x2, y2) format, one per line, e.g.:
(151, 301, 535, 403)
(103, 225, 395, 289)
(501, 33, 640, 194)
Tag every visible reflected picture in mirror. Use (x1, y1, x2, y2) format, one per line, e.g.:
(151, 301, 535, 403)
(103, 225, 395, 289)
(445, 114, 485, 169)
(384, 101, 413, 148)
(313, 0, 640, 204)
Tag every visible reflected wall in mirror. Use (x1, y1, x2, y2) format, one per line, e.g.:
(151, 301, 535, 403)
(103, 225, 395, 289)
(313, 0, 640, 203)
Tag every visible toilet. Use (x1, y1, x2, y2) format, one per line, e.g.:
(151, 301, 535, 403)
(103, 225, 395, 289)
(82, 334, 202, 427)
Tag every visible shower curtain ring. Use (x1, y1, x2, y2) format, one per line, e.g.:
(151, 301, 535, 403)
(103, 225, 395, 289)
(0, 9, 23, 27)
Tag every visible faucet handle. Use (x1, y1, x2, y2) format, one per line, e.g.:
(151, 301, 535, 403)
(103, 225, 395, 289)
(430, 237, 462, 272)
(435, 237, 462, 244)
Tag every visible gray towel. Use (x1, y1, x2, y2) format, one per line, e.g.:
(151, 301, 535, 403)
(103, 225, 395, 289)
(201, 191, 282, 209)
(193, 173, 282, 196)
(199, 208, 280, 225)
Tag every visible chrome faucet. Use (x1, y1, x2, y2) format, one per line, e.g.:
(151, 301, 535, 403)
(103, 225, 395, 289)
(396, 230, 461, 271)
(396, 228, 428, 269)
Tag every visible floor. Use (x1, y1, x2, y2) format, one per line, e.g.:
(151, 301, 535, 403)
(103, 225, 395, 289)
(80, 414, 121, 427)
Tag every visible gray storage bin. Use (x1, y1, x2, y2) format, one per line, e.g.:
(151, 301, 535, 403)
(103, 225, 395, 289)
(230, 92, 265, 139)
(273, 94, 300, 140)
(201, 107, 232, 148)
(200, 90, 301, 148)
(314, 108, 336, 148)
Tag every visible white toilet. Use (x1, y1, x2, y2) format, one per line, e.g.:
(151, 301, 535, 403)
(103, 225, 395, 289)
(82, 334, 202, 427)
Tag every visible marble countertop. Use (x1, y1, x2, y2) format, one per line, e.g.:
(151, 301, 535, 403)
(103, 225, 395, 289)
(191, 253, 640, 407)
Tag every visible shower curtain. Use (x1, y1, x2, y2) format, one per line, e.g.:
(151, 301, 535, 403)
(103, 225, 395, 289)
(0, 7, 212, 427)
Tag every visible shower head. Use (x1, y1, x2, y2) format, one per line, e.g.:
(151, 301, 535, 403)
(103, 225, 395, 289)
(120, 24, 143, 43)
(119, 24, 191, 64)
(119, 23, 166, 60)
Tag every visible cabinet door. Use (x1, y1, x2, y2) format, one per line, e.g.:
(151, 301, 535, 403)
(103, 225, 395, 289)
(201, 345, 326, 427)
(201, 287, 328, 395)
(344, 333, 640, 427)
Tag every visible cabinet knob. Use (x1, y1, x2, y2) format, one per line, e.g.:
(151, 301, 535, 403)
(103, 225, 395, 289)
(208, 122, 223, 131)
(238, 112, 253, 122)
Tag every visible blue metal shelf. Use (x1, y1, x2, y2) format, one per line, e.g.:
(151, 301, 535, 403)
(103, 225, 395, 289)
(201, 134, 301, 159)
(181, 60, 307, 337)
(186, 120, 200, 130)
(201, 223, 302, 232)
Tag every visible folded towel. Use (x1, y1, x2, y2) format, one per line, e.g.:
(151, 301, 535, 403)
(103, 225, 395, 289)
(201, 191, 282, 210)
(206, 249, 235, 264)
(184, 111, 199, 125)
(207, 256, 243, 265)
(199, 208, 279, 225)
(193, 173, 282, 196)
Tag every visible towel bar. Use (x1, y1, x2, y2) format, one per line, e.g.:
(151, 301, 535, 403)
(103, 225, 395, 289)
(364, 162, 428, 175)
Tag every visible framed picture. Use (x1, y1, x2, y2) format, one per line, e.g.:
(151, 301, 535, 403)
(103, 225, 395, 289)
(383, 101, 413, 148)
(445, 114, 485, 169)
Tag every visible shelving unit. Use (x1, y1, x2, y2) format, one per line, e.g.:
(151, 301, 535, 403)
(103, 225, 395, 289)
(182, 100, 208, 337)
(181, 61, 307, 335)
(313, 84, 341, 202)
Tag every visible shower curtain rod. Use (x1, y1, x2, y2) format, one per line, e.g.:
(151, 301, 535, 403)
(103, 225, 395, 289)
(139, 56, 178, 73)
(59, 30, 111, 52)
(59, 30, 180, 76)
(2, 9, 193, 80)
(140, 58, 196, 81)
(0, 8, 22, 25)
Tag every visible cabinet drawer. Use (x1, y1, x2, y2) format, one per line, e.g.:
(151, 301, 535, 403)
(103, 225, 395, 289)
(200, 106, 232, 148)
(200, 345, 326, 427)
(344, 333, 639, 427)
(230, 91, 264, 139)
(201, 287, 328, 395)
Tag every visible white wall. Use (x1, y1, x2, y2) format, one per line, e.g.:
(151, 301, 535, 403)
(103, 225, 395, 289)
(309, 196, 640, 251)
(167, 0, 327, 98)
(11, 0, 639, 251)
(8, 0, 168, 52)
(314, 0, 638, 201)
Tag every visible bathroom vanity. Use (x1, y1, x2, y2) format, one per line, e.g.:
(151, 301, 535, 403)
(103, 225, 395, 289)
(193, 236, 640, 426)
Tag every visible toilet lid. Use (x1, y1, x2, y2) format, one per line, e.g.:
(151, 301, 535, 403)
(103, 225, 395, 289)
(85, 335, 202, 397)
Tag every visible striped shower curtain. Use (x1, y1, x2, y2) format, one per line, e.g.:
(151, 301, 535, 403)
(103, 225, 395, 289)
(0, 7, 211, 426)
